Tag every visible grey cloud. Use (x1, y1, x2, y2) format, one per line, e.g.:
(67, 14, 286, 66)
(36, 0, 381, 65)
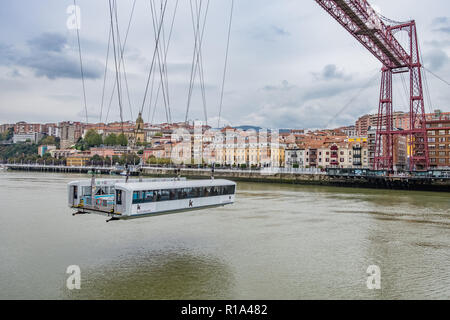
(271, 25, 290, 37)
(0, 33, 102, 80)
(424, 49, 449, 71)
(20, 52, 102, 80)
(8, 69, 22, 78)
(426, 39, 450, 48)
(249, 74, 376, 129)
(251, 24, 291, 42)
(435, 27, 450, 34)
(27, 32, 66, 52)
(0, 43, 17, 65)
(432, 16, 450, 33)
(262, 80, 294, 92)
(313, 64, 352, 81)
(432, 17, 449, 25)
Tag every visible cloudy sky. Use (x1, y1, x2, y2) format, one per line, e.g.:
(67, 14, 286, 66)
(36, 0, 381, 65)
(0, 0, 449, 129)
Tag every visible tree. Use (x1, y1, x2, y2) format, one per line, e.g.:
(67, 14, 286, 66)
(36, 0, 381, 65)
(120, 153, 141, 165)
(90, 154, 104, 165)
(117, 133, 128, 146)
(74, 137, 87, 151)
(104, 133, 118, 146)
(0, 128, 13, 141)
(84, 129, 103, 147)
(112, 155, 120, 165)
(39, 135, 56, 146)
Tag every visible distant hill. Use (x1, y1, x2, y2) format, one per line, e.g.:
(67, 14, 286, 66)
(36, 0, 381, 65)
(233, 126, 293, 133)
(233, 125, 262, 132)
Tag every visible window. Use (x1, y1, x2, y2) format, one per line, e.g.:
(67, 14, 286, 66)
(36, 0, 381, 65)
(133, 191, 143, 204)
(160, 190, 170, 201)
(144, 191, 154, 202)
(116, 190, 122, 205)
(131, 185, 235, 204)
(82, 186, 92, 197)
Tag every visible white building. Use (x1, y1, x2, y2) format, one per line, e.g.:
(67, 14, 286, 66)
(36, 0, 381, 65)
(13, 133, 44, 144)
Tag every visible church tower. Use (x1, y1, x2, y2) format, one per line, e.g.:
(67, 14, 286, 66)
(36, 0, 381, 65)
(135, 112, 145, 145)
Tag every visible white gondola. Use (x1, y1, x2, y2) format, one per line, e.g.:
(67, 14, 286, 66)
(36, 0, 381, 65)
(68, 178, 236, 220)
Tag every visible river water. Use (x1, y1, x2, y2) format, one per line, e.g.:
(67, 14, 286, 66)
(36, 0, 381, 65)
(0, 171, 449, 300)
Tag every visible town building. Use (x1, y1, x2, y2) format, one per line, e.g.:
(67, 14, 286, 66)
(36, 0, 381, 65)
(426, 110, 450, 168)
(38, 145, 57, 157)
(14, 122, 45, 135)
(12, 132, 44, 144)
(59, 122, 83, 149)
(66, 153, 92, 166)
(0, 124, 13, 134)
(50, 149, 77, 159)
(285, 148, 307, 168)
(90, 147, 128, 158)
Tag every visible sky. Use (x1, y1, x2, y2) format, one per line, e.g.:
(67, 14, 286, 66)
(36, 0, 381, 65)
(0, 0, 449, 129)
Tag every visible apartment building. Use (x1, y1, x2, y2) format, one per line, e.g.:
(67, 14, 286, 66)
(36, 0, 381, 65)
(59, 122, 84, 149)
(427, 112, 450, 168)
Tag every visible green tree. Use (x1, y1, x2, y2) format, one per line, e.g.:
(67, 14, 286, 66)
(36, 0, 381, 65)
(117, 133, 128, 146)
(120, 153, 141, 165)
(104, 133, 118, 146)
(74, 137, 87, 151)
(112, 155, 120, 165)
(90, 154, 104, 165)
(38, 135, 56, 146)
(0, 143, 38, 161)
(84, 129, 103, 147)
(0, 128, 13, 141)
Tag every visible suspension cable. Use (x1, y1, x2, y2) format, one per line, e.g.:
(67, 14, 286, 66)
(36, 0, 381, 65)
(140, 0, 168, 117)
(150, 0, 170, 124)
(218, 0, 234, 128)
(73, 0, 89, 124)
(185, 0, 210, 124)
(192, 0, 209, 126)
(324, 69, 380, 129)
(423, 67, 450, 87)
(109, 0, 124, 132)
(105, 0, 137, 124)
(417, 36, 434, 114)
(146, 0, 178, 125)
(99, 21, 112, 124)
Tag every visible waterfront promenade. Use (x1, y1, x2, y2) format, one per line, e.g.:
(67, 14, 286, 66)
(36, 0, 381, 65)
(3, 163, 450, 192)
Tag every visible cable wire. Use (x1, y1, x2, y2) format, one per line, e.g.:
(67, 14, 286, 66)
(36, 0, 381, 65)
(218, 0, 234, 129)
(73, 0, 89, 124)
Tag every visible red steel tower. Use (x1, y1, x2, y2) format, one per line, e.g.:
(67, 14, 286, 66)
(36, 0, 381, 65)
(314, 0, 429, 170)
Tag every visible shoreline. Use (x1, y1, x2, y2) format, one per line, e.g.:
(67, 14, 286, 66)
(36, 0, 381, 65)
(3, 164, 450, 193)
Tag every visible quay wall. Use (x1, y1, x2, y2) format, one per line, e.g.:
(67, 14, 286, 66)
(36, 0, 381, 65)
(141, 167, 450, 192)
(3, 164, 449, 192)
